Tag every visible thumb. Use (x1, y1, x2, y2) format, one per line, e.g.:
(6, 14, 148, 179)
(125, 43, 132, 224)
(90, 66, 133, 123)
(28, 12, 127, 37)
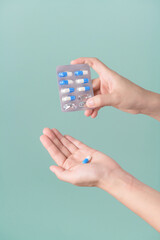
(86, 94, 113, 108)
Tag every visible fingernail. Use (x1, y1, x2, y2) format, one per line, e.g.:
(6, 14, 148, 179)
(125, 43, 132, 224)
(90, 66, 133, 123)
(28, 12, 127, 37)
(86, 99, 95, 107)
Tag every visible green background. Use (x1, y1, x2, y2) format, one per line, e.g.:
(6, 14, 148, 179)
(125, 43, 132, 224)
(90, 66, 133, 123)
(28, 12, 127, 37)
(1, 0, 160, 239)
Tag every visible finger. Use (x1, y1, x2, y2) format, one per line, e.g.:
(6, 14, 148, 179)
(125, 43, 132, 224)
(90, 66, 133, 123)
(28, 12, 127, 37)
(43, 128, 71, 158)
(92, 78, 100, 91)
(94, 89, 101, 96)
(40, 135, 66, 166)
(71, 57, 110, 76)
(86, 94, 113, 108)
(85, 107, 100, 118)
(50, 165, 74, 183)
(84, 89, 100, 117)
(65, 135, 94, 153)
(84, 109, 93, 117)
(52, 128, 78, 153)
(91, 108, 100, 118)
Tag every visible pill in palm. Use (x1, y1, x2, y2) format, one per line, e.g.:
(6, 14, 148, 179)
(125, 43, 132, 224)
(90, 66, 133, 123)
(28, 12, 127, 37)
(78, 86, 90, 92)
(76, 78, 89, 84)
(82, 155, 92, 164)
(58, 72, 72, 77)
(74, 70, 88, 76)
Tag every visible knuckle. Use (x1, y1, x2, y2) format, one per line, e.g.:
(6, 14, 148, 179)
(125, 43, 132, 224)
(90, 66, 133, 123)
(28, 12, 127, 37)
(61, 136, 68, 145)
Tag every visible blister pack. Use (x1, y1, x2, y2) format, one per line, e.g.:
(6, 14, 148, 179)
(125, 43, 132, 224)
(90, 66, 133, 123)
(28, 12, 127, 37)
(56, 64, 94, 112)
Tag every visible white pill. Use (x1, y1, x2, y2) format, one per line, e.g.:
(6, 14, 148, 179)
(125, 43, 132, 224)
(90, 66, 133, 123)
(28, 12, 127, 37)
(58, 72, 72, 77)
(77, 86, 90, 92)
(86, 155, 92, 161)
(83, 70, 88, 75)
(62, 96, 76, 102)
(76, 78, 89, 84)
(74, 70, 88, 76)
(59, 80, 73, 85)
(67, 80, 73, 84)
(61, 88, 74, 93)
(82, 155, 92, 164)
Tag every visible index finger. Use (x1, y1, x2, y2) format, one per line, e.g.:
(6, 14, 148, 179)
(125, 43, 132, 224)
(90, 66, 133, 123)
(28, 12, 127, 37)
(92, 78, 100, 91)
(40, 135, 66, 166)
(71, 57, 109, 76)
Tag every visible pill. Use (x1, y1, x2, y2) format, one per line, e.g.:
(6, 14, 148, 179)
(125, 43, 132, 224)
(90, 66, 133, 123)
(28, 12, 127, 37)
(78, 94, 92, 101)
(79, 101, 86, 107)
(62, 96, 76, 102)
(82, 155, 92, 164)
(63, 103, 77, 111)
(76, 78, 89, 84)
(58, 72, 72, 77)
(59, 80, 73, 85)
(74, 70, 88, 76)
(61, 88, 74, 93)
(77, 86, 90, 92)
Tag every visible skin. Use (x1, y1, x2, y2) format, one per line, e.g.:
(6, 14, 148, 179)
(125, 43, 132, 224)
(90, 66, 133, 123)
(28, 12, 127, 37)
(40, 128, 160, 232)
(70, 57, 160, 121)
(40, 58, 160, 231)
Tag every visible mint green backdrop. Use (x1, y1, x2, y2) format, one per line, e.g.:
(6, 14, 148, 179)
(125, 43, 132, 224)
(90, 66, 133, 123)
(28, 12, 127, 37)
(1, 0, 160, 239)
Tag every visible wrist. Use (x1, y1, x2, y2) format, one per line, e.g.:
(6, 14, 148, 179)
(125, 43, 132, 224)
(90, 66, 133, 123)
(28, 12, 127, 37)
(98, 167, 135, 198)
(139, 89, 160, 121)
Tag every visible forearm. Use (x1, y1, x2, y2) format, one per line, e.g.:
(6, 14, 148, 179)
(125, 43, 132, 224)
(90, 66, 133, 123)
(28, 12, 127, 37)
(140, 89, 160, 121)
(99, 168, 160, 232)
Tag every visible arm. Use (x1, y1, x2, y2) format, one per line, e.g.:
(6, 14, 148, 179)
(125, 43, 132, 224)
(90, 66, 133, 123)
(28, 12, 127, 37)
(100, 168, 160, 232)
(40, 128, 160, 232)
(71, 57, 160, 121)
(140, 90, 160, 121)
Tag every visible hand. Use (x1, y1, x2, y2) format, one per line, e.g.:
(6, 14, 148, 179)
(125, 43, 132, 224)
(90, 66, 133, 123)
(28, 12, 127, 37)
(40, 128, 120, 189)
(71, 57, 159, 119)
(40, 128, 160, 231)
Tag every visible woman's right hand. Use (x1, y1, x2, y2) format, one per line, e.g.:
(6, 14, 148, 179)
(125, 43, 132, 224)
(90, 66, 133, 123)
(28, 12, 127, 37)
(71, 57, 160, 120)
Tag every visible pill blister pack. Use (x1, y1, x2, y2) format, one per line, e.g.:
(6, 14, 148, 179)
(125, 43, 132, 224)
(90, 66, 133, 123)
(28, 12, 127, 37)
(56, 64, 94, 112)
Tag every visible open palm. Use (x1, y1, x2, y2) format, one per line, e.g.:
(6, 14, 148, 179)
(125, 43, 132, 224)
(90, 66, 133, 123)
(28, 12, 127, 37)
(40, 128, 119, 187)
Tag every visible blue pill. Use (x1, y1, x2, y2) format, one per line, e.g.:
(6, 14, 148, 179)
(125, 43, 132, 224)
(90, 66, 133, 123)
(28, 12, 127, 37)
(76, 78, 89, 84)
(82, 158, 89, 164)
(84, 78, 89, 83)
(59, 80, 68, 85)
(59, 80, 73, 85)
(74, 70, 88, 76)
(70, 96, 76, 101)
(61, 88, 75, 93)
(62, 95, 76, 102)
(69, 88, 74, 93)
(78, 86, 90, 92)
(75, 71, 83, 76)
(58, 72, 72, 77)
(84, 86, 90, 91)
(82, 156, 91, 164)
